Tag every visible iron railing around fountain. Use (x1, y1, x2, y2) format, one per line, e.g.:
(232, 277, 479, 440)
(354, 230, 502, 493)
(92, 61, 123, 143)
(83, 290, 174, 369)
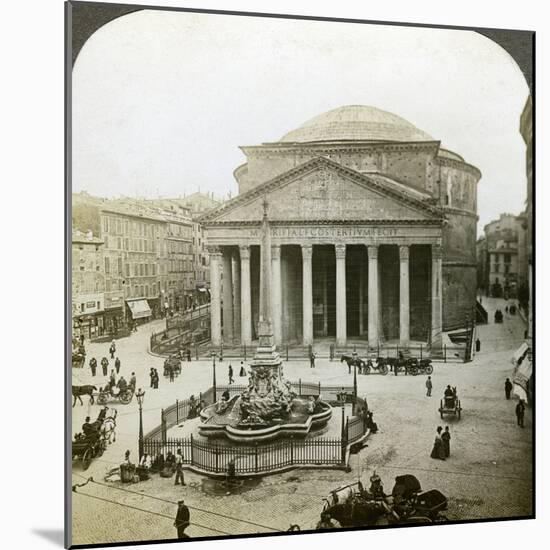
(144, 384, 371, 476)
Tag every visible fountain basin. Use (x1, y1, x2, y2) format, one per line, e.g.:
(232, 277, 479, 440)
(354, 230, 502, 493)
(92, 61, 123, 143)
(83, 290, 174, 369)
(199, 398, 332, 444)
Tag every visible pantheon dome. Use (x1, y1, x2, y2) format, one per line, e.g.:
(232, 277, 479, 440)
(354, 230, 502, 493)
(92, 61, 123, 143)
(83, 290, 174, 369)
(279, 105, 434, 143)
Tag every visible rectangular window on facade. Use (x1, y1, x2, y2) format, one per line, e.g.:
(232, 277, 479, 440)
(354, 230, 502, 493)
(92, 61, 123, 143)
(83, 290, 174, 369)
(105, 257, 110, 273)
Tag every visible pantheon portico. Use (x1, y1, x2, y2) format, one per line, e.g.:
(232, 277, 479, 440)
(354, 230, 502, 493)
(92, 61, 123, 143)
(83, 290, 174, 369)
(201, 106, 481, 350)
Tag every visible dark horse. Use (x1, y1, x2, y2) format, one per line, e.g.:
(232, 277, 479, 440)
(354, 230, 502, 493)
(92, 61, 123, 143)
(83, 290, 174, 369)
(72, 385, 97, 407)
(340, 354, 366, 374)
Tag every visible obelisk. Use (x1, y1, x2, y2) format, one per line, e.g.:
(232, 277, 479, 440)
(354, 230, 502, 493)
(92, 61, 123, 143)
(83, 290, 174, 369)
(251, 198, 281, 370)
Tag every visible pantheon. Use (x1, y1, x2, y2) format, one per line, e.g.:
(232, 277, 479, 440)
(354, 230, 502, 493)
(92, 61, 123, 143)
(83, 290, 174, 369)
(201, 105, 480, 351)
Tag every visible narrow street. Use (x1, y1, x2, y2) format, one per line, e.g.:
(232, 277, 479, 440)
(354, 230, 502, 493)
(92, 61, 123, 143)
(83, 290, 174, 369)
(71, 300, 532, 545)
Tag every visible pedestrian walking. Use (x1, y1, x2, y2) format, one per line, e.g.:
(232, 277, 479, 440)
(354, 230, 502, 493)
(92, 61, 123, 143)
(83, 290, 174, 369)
(475, 338, 481, 352)
(153, 369, 159, 389)
(149, 368, 155, 388)
(186, 348, 191, 362)
(426, 376, 433, 397)
(101, 357, 109, 377)
(310, 352, 316, 369)
(174, 500, 190, 539)
(442, 426, 451, 458)
(89, 357, 97, 377)
(109, 370, 116, 389)
(129, 372, 137, 392)
(430, 426, 445, 460)
(109, 341, 116, 360)
(505, 378, 513, 400)
(228, 364, 234, 385)
(115, 357, 121, 375)
(239, 361, 246, 377)
(174, 449, 186, 486)
(169, 364, 175, 383)
(516, 399, 525, 428)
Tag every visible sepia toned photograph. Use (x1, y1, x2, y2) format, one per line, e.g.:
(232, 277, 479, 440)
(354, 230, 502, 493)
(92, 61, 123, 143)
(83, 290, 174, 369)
(66, 2, 534, 547)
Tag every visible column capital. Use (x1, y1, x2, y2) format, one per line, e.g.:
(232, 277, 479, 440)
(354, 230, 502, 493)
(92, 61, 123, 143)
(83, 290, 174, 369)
(335, 243, 346, 260)
(207, 245, 222, 257)
(432, 243, 443, 259)
(399, 245, 410, 261)
(239, 245, 251, 260)
(367, 245, 379, 260)
(301, 243, 313, 260)
(271, 244, 281, 260)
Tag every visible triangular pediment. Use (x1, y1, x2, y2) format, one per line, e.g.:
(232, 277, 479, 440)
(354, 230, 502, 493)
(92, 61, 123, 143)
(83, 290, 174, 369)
(202, 157, 442, 224)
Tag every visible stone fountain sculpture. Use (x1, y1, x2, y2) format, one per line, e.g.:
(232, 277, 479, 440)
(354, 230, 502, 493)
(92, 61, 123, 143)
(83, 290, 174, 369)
(199, 199, 331, 442)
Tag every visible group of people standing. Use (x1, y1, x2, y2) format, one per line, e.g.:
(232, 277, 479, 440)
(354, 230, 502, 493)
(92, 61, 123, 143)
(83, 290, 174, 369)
(88, 340, 136, 393)
(431, 426, 452, 460)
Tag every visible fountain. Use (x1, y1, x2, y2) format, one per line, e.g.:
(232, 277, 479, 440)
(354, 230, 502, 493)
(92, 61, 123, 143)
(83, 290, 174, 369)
(199, 199, 332, 443)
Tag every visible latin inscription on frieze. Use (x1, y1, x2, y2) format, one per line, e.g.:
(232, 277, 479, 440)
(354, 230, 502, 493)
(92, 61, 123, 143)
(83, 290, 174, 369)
(249, 226, 399, 239)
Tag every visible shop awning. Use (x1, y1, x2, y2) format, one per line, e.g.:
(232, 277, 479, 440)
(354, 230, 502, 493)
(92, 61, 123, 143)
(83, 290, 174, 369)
(127, 299, 152, 319)
(511, 342, 528, 366)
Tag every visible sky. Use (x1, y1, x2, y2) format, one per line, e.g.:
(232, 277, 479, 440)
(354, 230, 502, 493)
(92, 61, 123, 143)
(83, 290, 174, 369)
(72, 10, 530, 231)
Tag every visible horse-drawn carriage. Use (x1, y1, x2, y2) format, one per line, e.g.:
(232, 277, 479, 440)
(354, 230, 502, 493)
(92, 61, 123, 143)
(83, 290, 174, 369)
(164, 354, 182, 377)
(319, 473, 448, 529)
(340, 355, 388, 375)
(407, 358, 433, 376)
(72, 345, 86, 369)
(97, 385, 134, 405)
(439, 387, 462, 419)
(72, 409, 117, 470)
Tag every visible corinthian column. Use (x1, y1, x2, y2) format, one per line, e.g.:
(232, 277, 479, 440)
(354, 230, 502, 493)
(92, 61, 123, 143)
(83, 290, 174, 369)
(240, 245, 252, 346)
(222, 249, 234, 343)
(399, 245, 410, 347)
(302, 244, 313, 346)
(431, 243, 443, 350)
(367, 245, 379, 347)
(208, 246, 222, 347)
(271, 245, 282, 346)
(335, 244, 347, 346)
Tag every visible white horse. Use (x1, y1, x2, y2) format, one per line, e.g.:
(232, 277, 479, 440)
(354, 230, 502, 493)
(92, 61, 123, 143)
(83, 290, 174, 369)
(101, 409, 117, 444)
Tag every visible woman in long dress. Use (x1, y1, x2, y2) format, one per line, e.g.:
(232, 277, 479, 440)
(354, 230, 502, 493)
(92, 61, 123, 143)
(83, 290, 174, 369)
(430, 426, 446, 460)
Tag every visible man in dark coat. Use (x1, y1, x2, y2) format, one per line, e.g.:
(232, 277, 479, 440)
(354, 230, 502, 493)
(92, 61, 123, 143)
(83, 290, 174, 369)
(505, 378, 513, 400)
(516, 399, 526, 428)
(89, 357, 97, 377)
(228, 364, 234, 385)
(186, 348, 192, 362)
(109, 343, 116, 360)
(101, 357, 109, 377)
(115, 357, 121, 374)
(425, 376, 433, 397)
(174, 500, 190, 538)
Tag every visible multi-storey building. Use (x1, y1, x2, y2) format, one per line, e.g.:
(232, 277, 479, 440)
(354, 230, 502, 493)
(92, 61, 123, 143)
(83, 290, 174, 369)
(483, 214, 521, 298)
(100, 205, 167, 325)
(520, 96, 533, 342)
(72, 230, 105, 339)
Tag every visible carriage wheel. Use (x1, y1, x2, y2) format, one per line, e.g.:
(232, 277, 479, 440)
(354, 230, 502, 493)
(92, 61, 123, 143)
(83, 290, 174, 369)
(119, 390, 132, 405)
(82, 448, 93, 470)
(364, 365, 371, 375)
(97, 393, 107, 405)
(381, 364, 388, 375)
(409, 367, 418, 376)
(425, 365, 433, 375)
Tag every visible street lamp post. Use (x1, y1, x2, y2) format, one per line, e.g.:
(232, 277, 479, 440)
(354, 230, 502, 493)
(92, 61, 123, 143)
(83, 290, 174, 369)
(136, 388, 145, 461)
(211, 352, 217, 402)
